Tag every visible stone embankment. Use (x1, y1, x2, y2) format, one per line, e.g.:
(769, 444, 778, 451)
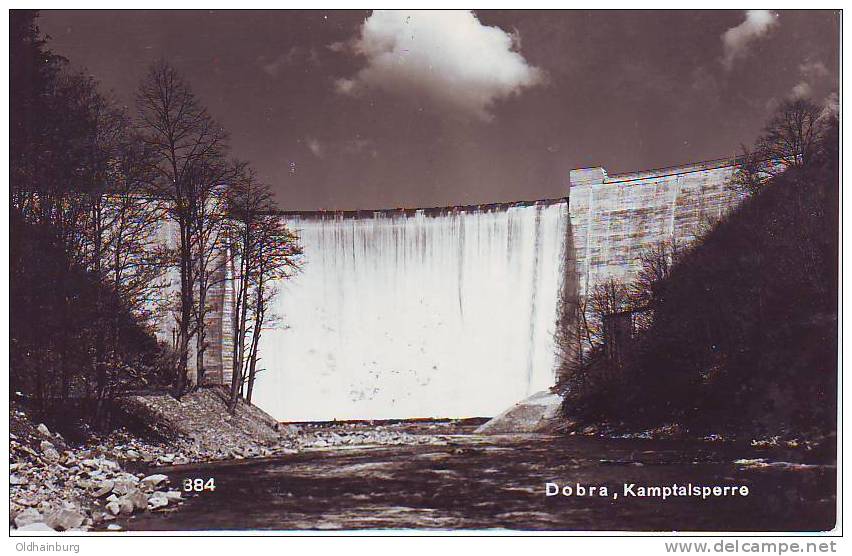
(10, 388, 445, 533)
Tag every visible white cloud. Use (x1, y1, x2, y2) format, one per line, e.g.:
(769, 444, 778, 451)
(262, 46, 320, 77)
(789, 60, 832, 99)
(790, 81, 812, 99)
(332, 10, 544, 121)
(305, 138, 323, 158)
(721, 10, 779, 70)
(822, 91, 839, 118)
(799, 60, 830, 80)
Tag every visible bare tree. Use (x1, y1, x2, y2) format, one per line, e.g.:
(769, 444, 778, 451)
(136, 60, 229, 396)
(187, 159, 235, 385)
(759, 98, 824, 170)
(225, 172, 301, 410)
(243, 214, 301, 404)
(732, 98, 829, 196)
(224, 169, 270, 410)
(729, 143, 770, 195)
(586, 278, 633, 360)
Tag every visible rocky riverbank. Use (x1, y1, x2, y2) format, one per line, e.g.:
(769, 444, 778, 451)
(10, 390, 451, 533)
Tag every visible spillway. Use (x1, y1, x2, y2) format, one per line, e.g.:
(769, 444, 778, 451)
(252, 202, 571, 422)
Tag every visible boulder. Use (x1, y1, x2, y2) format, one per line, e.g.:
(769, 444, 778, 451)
(140, 474, 169, 490)
(10, 474, 28, 486)
(107, 523, 122, 531)
(475, 390, 563, 434)
(163, 490, 182, 502)
(100, 459, 120, 471)
(105, 501, 121, 516)
(39, 440, 61, 462)
(147, 493, 168, 510)
(121, 490, 149, 511)
(93, 480, 115, 497)
(112, 479, 138, 496)
(36, 423, 51, 436)
(118, 498, 135, 516)
(45, 508, 85, 531)
(14, 508, 43, 528)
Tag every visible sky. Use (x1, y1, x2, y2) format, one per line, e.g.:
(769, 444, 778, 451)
(39, 10, 840, 210)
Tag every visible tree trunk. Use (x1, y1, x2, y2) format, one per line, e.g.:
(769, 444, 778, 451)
(228, 245, 249, 412)
(246, 277, 265, 405)
(175, 218, 193, 398)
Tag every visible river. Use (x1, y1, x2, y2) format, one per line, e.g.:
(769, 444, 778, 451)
(115, 429, 835, 532)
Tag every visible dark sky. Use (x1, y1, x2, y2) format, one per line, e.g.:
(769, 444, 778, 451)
(40, 10, 840, 210)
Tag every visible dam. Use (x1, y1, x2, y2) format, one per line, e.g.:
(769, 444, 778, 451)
(251, 159, 741, 421)
(253, 201, 571, 421)
(156, 159, 742, 422)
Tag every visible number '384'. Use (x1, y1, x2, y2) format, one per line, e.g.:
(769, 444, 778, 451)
(183, 478, 216, 492)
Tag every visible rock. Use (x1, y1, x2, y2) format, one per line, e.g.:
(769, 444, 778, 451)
(100, 459, 120, 471)
(116, 472, 140, 484)
(10, 474, 28, 486)
(476, 391, 563, 434)
(112, 479, 138, 496)
(17, 522, 55, 531)
(147, 493, 168, 509)
(126, 449, 140, 459)
(40, 440, 61, 462)
(140, 474, 169, 490)
(107, 523, 122, 531)
(118, 498, 135, 516)
(164, 490, 182, 502)
(14, 508, 43, 528)
(45, 508, 85, 531)
(121, 490, 149, 511)
(93, 480, 115, 497)
(106, 501, 121, 516)
(37, 423, 51, 436)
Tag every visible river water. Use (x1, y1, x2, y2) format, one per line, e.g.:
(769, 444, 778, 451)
(119, 432, 835, 532)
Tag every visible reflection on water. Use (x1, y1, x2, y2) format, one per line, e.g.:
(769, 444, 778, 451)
(121, 434, 836, 532)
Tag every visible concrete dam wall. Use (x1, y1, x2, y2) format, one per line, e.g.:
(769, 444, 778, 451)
(154, 159, 742, 422)
(569, 159, 741, 298)
(252, 202, 571, 421)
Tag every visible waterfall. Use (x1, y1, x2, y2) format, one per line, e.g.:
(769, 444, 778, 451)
(252, 201, 570, 421)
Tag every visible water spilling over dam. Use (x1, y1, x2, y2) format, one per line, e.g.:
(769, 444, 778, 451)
(252, 202, 571, 421)
(152, 160, 742, 423)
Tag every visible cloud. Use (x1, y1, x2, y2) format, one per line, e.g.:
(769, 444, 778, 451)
(822, 92, 839, 118)
(262, 46, 320, 77)
(332, 10, 544, 121)
(789, 60, 833, 99)
(305, 138, 323, 158)
(721, 10, 779, 70)
(799, 60, 829, 80)
(790, 81, 812, 99)
(327, 41, 347, 53)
